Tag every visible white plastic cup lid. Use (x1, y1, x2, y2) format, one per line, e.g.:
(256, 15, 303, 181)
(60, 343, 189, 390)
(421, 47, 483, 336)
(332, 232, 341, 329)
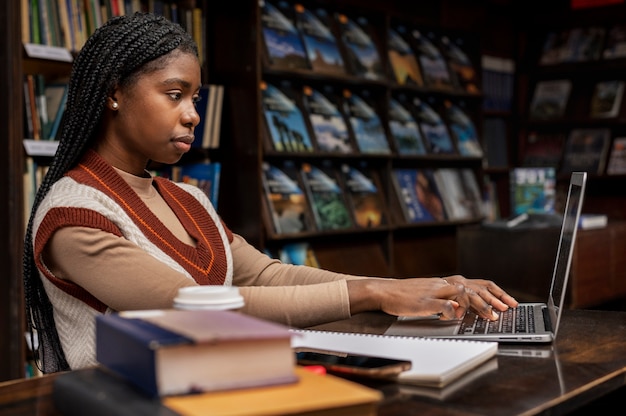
(173, 286, 244, 310)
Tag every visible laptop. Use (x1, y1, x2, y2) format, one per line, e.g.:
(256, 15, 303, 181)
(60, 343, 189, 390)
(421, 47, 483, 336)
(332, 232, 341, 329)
(385, 172, 588, 343)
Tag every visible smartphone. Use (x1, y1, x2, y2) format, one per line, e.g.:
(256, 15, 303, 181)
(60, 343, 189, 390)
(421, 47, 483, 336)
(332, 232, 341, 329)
(295, 350, 411, 378)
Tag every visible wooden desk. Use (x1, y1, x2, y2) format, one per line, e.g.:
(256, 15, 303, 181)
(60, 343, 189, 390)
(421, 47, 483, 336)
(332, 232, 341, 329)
(2, 309, 626, 415)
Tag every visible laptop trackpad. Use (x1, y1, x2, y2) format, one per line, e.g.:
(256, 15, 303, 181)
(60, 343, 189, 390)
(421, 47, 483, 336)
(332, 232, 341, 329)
(384, 318, 461, 337)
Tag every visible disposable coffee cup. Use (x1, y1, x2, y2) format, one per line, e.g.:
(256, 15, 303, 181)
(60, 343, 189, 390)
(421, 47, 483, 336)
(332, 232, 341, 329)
(173, 286, 244, 311)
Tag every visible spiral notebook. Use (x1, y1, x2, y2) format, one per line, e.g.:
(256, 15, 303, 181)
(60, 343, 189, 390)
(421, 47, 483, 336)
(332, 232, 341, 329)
(290, 329, 497, 388)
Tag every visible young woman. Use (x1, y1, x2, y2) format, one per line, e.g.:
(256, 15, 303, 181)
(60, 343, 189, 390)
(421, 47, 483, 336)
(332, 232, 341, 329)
(23, 13, 517, 373)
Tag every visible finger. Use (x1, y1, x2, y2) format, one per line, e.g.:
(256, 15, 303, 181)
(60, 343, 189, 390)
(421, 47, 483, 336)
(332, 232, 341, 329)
(465, 287, 500, 320)
(438, 300, 460, 320)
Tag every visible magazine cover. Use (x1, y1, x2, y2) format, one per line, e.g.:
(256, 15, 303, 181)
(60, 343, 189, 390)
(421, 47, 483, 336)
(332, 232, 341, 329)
(387, 25, 423, 86)
(301, 162, 354, 231)
(294, 4, 346, 75)
(443, 101, 483, 157)
(335, 13, 385, 80)
(509, 167, 556, 215)
(606, 137, 626, 175)
(560, 128, 611, 175)
(411, 97, 456, 154)
(260, 0, 309, 70)
(438, 35, 479, 94)
(260, 81, 315, 152)
(301, 85, 353, 153)
(342, 89, 391, 154)
(603, 23, 626, 59)
(560, 26, 605, 63)
(391, 168, 446, 223)
(589, 80, 624, 118)
(410, 29, 454, 90)
(521, 132, 565, 168)
(339, 163, 387, 228)
(261, 161, 313, 235)
(529, 79, 572, 120)
(538, 29, 571, 65)
(387, 97, 427, 155)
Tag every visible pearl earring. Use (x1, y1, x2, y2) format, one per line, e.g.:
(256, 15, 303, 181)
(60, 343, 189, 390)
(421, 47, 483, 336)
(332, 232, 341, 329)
(112, 102, 119, 110)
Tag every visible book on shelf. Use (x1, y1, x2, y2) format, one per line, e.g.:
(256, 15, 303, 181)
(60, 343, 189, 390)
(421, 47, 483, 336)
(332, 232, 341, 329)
(387, 96, 428, 155)
(300, 161, 354, 231)
(521, 132, 565, 168)
(178, 160, 221, 209)
(387, 24, 424, 86)
(443, 100, 483, 157)
(538, 29, 573, 65)
(411, 97, 456, 154)
(334, 12, 385, 80)
(300, 85, 354, 153)
(391, 168, 446, 223)
(560, 26, 605, 63)
(261, 160, 314, 235)
(606, 137, 626, 175)
(53, 366, 381, 416)
(278, 241, 320, 267)
(481, 55, 515, 112)
(294, 4, 346, 76)
(589, 80, 624, 118)
(438, 34, 480, 94)
(260, 80, 315, 152)
(578, 213, 608, 230)
(529, 79, 572, 120)
(560, 128, 611, 175)
(342, 89, 392, 154)
(433, 168, 484, 221)
(339, 162, 388, 228)
(95, 309, 298, 397)
(410, 29, 455, 91)
(602, 23, 626, 59)
(260, 0, 310, 70)
(483, 117, 509, 168)
(509, 167, 556, 216)
(291, 329, 498, 388)
(44, 80, 68, 141)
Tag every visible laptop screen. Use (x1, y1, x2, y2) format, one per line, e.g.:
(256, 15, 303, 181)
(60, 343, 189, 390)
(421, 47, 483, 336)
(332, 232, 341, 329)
(547, 172, 587, 336)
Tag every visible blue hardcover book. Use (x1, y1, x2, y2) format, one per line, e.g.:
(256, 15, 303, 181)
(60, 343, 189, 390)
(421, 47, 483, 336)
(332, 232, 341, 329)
(260, 0, 310, 70)
(192, 85, 210, 148)
(96, 309, 297, 397)
(335, 13, 385, 80)
(295, 5, 346, 75)
(301, 162, 353, 231)
(443, 101, 483, 157)
(301, 85, 353, 153)
(392, 168, 446, 223)
(388, 97, 427, 155)
(261, 81, 315, 152)
(411, 97, 456, 154)
(342, 89, 391, 154)
(180, 161, 221, 208)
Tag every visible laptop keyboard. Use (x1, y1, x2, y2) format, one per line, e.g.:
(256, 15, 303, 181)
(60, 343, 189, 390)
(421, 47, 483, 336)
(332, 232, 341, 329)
(457, 305, 536, 335)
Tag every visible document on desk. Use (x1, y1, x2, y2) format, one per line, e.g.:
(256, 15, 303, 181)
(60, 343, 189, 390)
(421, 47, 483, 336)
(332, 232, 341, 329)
(290, 329, 498, 388)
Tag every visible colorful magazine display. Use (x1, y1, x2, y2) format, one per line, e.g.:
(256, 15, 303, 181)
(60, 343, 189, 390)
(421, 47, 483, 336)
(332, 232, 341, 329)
(589, 80, 624, 118)
(261, 81, 315, 152)
(411, 97, 456, 154)
(434, 168, 483, 220)
(342, 89, 391, 154)
(509, 167, 556, 215)
(261, 161, 313, 235)
(443, 101, 483, 157)
(387, 25, 423, 86)
(301, 162, 353, 231)
(603, 23, 626, 59)
(260, 0, 309, 70)
(438, 35, 479, 94)
(295, 4, 346, 75)
(339, 163, 387, 228)
(410, 29, 454, 90)
(529, 79, 572, 120)
(392, 168, 446, 223)
(301, 85, 353, 153)
(335, 13, 385, 80)
(387, 97, 427, 155)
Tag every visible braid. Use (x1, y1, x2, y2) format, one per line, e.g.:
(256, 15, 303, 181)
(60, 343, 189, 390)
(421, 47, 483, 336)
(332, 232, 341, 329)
(23, 12, 198, 373)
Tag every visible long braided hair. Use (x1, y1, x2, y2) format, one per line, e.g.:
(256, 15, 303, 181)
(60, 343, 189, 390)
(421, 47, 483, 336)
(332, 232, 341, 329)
(23, 12, 198, 373)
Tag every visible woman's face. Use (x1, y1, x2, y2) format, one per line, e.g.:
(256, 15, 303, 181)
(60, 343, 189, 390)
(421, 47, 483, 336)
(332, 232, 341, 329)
(100, 50, 202, 174)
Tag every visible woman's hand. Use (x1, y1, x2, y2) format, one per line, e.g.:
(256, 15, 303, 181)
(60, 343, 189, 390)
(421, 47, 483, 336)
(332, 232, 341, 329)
(347, 275, 518, 321)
